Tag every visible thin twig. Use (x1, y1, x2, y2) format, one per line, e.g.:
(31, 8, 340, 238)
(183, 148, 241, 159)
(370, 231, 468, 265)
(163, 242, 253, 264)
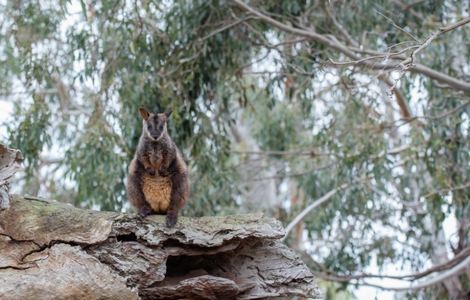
(282, 183, 349, 241)
(199, 16, 255, 41)
(231, 0, 470, 92)
(375, 10, 420, 42)
(390, 16, 470, 92)
(425, 100, 470, 119)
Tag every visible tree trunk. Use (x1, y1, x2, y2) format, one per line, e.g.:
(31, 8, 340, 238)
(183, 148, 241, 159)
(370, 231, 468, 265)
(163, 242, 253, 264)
(0, 145, 319, 300)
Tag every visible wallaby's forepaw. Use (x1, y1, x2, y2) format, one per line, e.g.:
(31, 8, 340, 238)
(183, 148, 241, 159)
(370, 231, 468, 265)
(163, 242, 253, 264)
(165, 213, 177, 228)
(138, 206, 152, 218)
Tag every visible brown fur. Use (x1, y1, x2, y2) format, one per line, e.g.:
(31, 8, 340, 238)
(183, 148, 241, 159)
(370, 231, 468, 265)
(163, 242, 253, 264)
(126, 108, 189, 227)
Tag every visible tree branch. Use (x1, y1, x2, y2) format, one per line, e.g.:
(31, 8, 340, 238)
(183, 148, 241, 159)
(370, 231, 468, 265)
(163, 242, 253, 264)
(363, 254, 470, 291)
(282, 183, 349, 241)
(304, 247, 470, 291)
(391, 17, 470, 88)
(231, 0, 470, 93)
(311, 246, 470, 281)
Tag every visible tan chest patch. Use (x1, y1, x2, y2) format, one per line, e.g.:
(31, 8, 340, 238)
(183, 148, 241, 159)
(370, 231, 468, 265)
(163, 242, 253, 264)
(142, 174, 172, 213)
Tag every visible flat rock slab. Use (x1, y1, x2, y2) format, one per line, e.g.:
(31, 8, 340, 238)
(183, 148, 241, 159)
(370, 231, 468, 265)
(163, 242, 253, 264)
(0, 243, 139, 300)
(0, 196, 320, 299)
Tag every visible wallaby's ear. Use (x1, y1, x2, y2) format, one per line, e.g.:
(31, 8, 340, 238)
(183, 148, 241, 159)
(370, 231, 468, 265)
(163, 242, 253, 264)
(165, 109, 173, 118)
(139, 107, 150, 120)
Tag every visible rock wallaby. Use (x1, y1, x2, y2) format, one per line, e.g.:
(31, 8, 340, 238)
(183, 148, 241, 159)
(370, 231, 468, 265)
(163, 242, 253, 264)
(127, 107, 189, 227)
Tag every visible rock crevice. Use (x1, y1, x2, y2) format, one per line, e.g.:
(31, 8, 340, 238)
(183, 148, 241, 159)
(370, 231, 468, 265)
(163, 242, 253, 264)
(0, 196, 319, 299)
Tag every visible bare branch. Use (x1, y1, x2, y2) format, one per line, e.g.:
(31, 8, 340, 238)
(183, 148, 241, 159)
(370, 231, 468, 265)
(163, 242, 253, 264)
(313, 247, 470, 282)
(282, 183, 349, 241)
(391, 16, 470, 91)
(440, 17, 470, 34)
(38, 155, 63, 165)
(230, 149, 322, 157)
(364, 254, 470, 291)
(244, 163, 335, 183)
(323, 3, 358, 47)
(390, 0, 424, 20)
(326, 45, 418, 67)
(375, 10, 420, 42)
(400, 99, 470, 123)
(422, 181, 470, 199)
(307, 247, 470, 291)
(231, 0, 470, 93)
(378, 74, 410, 117)
(199, 16, 255, 41)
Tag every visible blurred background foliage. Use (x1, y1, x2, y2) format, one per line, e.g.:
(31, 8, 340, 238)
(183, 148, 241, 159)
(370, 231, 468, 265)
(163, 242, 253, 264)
(0, 0, 469, 298)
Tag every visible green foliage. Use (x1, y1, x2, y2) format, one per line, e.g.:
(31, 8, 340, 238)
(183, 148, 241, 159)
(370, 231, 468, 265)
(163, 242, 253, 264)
(8, 95, 51, 177)
(1, 0, 469, 298)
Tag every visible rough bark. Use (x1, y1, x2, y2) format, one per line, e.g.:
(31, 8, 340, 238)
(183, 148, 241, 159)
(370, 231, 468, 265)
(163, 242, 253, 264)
(0, 145, 319, 300)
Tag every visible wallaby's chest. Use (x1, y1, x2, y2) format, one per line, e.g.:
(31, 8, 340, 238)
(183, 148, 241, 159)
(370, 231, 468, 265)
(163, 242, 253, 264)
(142, 173, 172, 213)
